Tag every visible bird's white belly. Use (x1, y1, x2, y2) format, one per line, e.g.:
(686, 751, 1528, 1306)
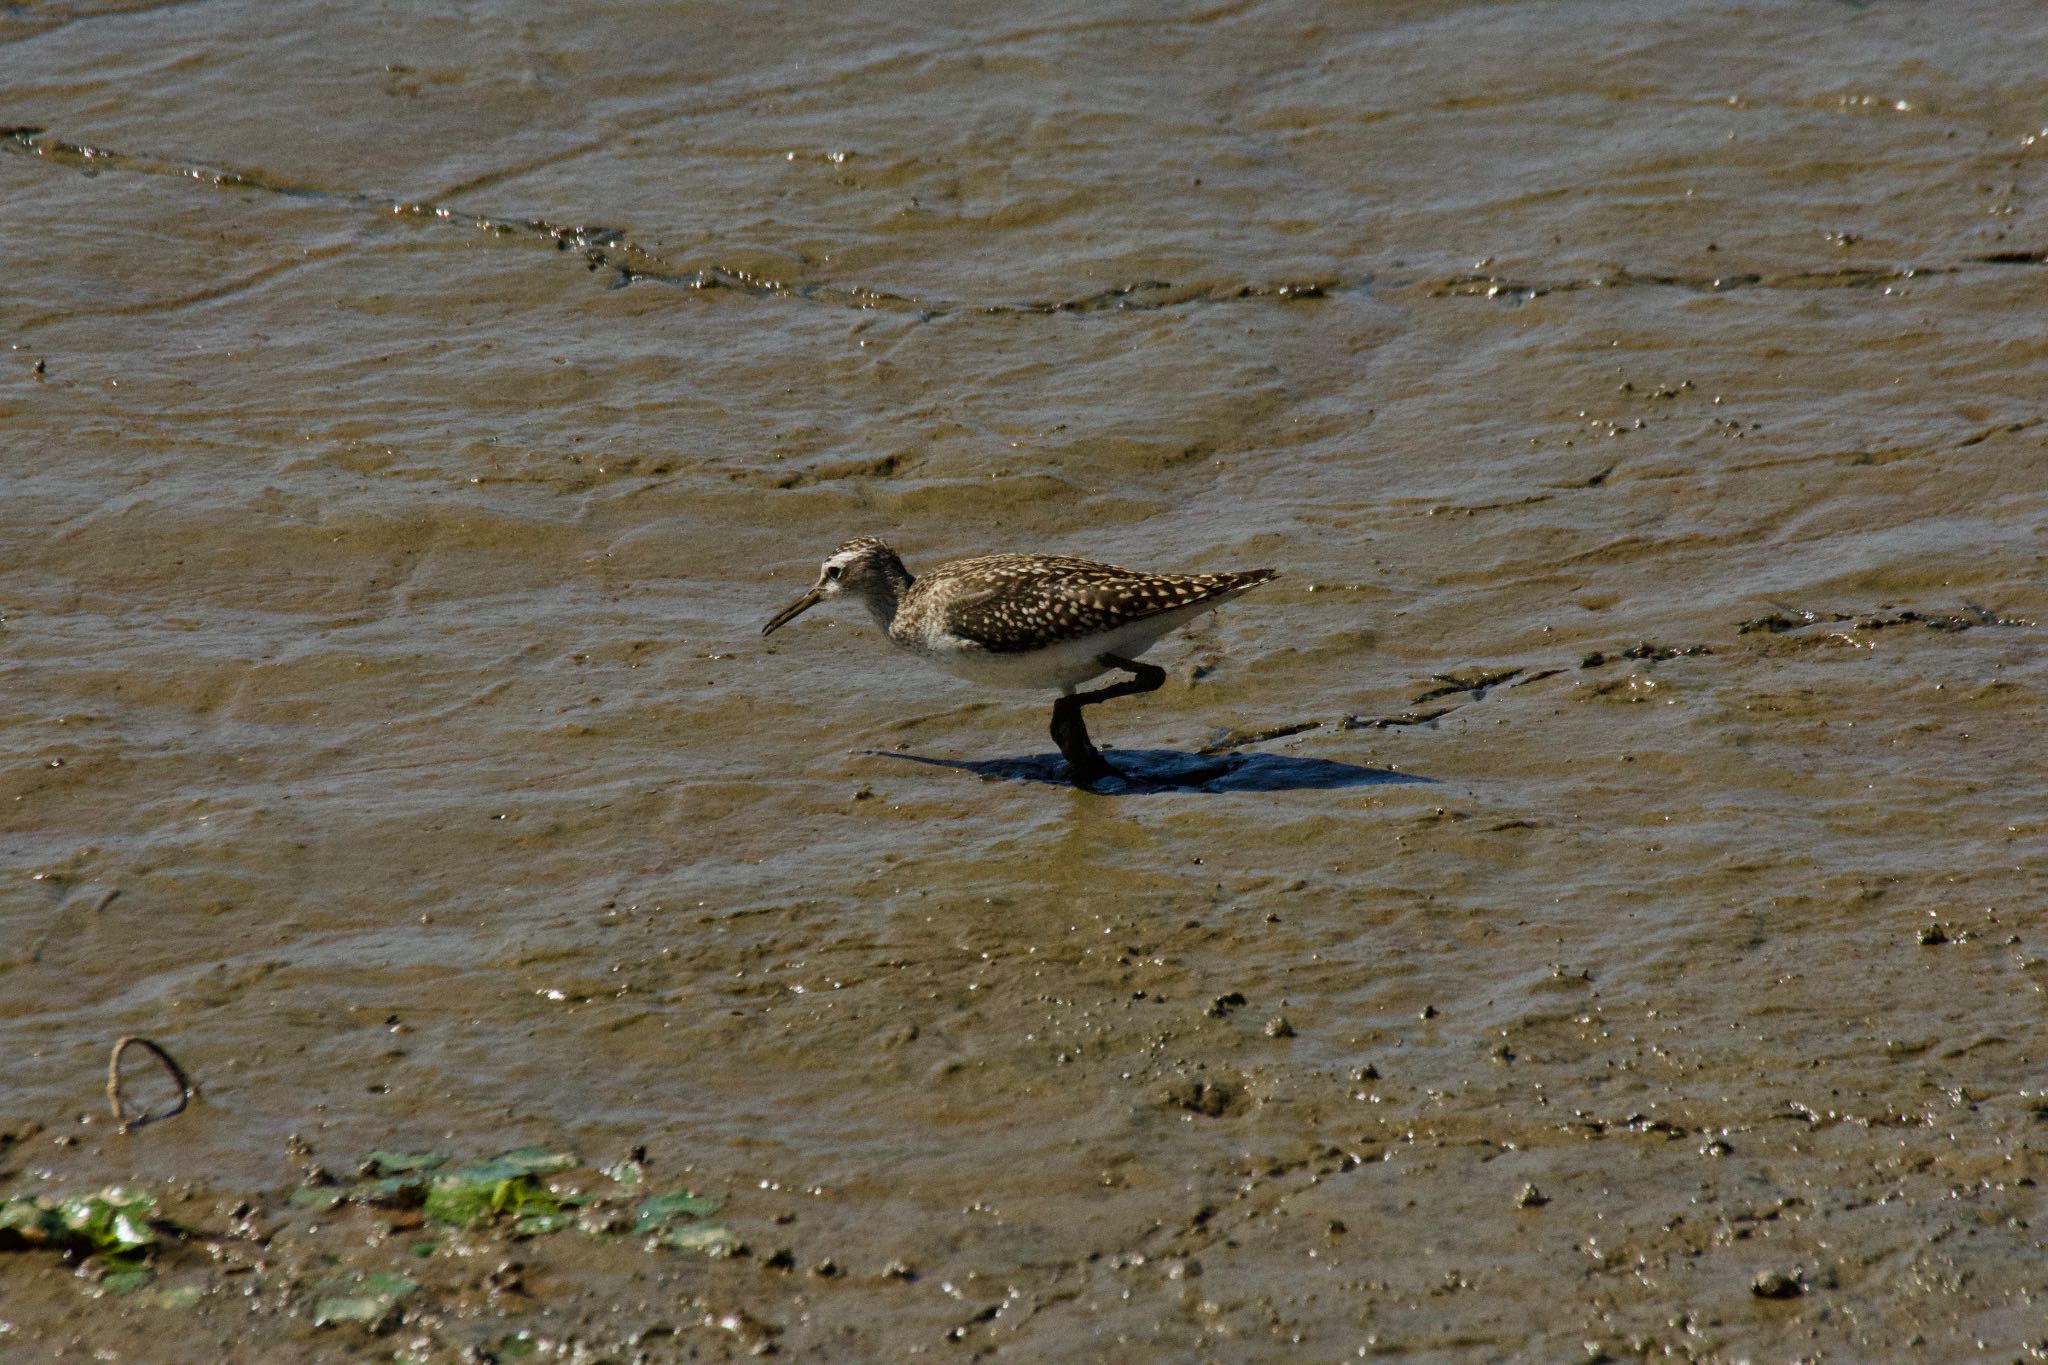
(906, 605, 1214, 692)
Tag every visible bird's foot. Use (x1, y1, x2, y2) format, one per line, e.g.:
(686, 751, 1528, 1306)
(1050, 699, 1115, 789)
(1061, 746, 1116, 789)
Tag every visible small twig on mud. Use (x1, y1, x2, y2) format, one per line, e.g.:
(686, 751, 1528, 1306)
(1337, 706, 1456, 730)
(107, 1036, 199, 1133)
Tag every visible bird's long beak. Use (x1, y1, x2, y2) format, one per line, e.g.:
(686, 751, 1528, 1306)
(762, 587, 823, 636)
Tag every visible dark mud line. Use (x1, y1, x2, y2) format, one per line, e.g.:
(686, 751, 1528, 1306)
(866, 747, 1427, 793)
(1423, 263, 1964, 301)
(0, 127, 1339, 320)
(17, 123, 2048, 322)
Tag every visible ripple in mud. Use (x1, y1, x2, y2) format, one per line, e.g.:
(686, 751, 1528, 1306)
(868, 747, 1427, 793)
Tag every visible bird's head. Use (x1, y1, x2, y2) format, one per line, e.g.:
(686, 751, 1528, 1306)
(761, 537, 907, 635)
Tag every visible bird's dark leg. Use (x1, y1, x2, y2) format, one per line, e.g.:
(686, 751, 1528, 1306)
(1049, 696, 1108, 786)
(1048, 653, 1167, 788)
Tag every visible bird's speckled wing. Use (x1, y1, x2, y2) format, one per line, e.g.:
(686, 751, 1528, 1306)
(903, 555, 1277, 654)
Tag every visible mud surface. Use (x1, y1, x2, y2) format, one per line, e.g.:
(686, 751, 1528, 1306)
(3, 0, 2046, 1359)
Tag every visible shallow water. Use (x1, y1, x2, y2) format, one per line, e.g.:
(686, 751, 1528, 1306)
(3, 0, 2046, 1357)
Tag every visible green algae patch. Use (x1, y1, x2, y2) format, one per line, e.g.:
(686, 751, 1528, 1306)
(659, 1221, 741, 1253)
(284, 1183, 346, 1211)
(312, 1269, 419, 1329)
(285, 1147, 732, 1251)
(0, 1188, 160, 1287)
(422, 1150, 580, 1234)
(635, 1189, 732, 1252)
(288, 1148, 582, 1231)
(147, 1282, 206, 1310)
(633, 1190, 722, 1231)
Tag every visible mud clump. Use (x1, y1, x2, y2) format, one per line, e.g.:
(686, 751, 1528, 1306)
(1751, 1270, 1805, 1300)
(1161, 1077, 1250, 1118)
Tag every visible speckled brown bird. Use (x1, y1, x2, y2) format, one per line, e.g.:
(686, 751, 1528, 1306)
(761, 537, 1278, 786)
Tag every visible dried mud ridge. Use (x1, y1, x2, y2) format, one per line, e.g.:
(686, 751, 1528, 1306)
(11, 124, 2048, 319)
(1203, 601, 2033, 753)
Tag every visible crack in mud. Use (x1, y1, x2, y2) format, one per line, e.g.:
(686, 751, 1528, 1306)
(1411, 667, 1524, 704)
(1239, 602, 2023, 750)
(1196, 720, 1325, 755)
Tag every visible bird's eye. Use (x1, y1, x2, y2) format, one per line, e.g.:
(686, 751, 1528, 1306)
(825, 564, 843, 582)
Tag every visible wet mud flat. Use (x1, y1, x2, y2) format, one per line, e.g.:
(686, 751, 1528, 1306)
(5, 0, 2048, 1359)
(11, 603, 2045, 1363)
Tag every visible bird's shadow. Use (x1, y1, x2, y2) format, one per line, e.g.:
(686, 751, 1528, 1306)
(864, 747, 1430, 795)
